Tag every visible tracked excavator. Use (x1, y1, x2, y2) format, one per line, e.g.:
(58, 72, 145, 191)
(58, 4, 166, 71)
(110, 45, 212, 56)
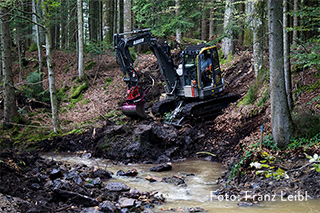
(114, 29, 238, 123)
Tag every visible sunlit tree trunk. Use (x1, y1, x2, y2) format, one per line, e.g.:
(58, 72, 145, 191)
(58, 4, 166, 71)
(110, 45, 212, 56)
(103, 0, 114, 44)
(283, 0, 293, 110)
(268, 0, 292, 148)
(124, 0, 131, 37)
(32, 0, 43, 86)
(175, 0, 181, 44)
(42, 0, 59, 132)
(253, 0, 264, 78)
(78, 0, 85, 81)
(222, 0, 234, 59)
(1, 7, 19, 126)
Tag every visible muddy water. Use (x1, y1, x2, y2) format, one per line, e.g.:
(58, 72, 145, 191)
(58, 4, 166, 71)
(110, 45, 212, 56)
(41, 153, 320, 213)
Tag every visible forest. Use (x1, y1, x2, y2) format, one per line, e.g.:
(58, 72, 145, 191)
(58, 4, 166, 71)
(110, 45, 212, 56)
(0, 0, 320, 212)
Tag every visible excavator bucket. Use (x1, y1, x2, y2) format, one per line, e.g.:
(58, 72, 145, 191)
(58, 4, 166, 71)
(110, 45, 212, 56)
(122, 100, 147, 118)
(121, 87, 149, 118)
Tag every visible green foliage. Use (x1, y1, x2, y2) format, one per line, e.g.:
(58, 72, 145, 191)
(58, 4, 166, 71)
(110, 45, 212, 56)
(288, 3, 320, 70)
(305, 153, 320, 172)
(85, 61, 97, 71)
(292, 112, 320, 139)
(287, 134, 320, 150)
(105, 77, 113, 86)
(21, 70, 50, 102)
(250, 152, 288, 179)
(84, 40, 113, 55)
(133, 0, 200, 37)
(28, 43, 38, 52)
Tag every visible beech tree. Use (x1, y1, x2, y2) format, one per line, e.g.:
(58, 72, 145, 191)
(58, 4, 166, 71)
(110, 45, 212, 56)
(268, 0, 292, 148)
(1, 6, 19, 126)
(283, 0, 293, 110)
(77, 0, 85, 81)
(252, 0, 264, 78)
(41, 0, 59, 132)
(124, 0, 131, 35)
(222, 0, 234, 59)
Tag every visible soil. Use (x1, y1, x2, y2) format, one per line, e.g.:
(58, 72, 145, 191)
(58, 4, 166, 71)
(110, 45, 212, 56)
(0, 45, 319, 212)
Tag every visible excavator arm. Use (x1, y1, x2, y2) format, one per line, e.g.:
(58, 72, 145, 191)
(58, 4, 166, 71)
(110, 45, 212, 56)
(113, 29, 179, 118)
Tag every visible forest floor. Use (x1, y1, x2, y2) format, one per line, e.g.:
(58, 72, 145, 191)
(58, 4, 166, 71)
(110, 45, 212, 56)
(0, 46, 319, 212)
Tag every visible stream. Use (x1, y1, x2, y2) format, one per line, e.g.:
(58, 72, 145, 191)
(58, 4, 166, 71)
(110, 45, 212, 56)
(41, 153, 320, 213)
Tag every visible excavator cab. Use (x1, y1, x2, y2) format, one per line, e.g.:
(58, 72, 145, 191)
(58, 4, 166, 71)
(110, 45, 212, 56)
(181, 44, 224, 99)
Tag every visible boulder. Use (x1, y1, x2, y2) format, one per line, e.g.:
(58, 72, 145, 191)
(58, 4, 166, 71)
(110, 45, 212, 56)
(150, 163, 172, 172)
(105, 182, 130, 192)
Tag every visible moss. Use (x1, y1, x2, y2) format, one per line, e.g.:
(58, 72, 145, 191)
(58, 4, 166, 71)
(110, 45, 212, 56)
(70, 78, 89, 99)
(57, 86, 70, 102)
(81, 99, 90, 105)
(105, 77, 113, 86)
(61, 108, 67, 113)
(65, 129, 83, 135)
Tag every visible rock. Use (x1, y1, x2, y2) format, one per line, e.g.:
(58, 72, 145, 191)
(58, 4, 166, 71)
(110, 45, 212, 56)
(80, 207, 103, 213)
(53, 189, 98, 207)
(92, 177, 103, 187)
(30, 183, 41, 190)
(238, 202, 254, 207)
(92, 168, 113, 180)
(129, 188, 142, 195)
(150, 163, 172, 172)
(105, 182, 130, 192)
(67, 170, 83, 185)
(99, 200, 117, 212)
(117, 168, 138, 177)
(105, 125, 125, 136)
(155, 155, 170, 164)
(134, 125, 153, 143)
(118, 198, 136, 208)
(145, 175, 163, 182)
(49, 168, 63, 180)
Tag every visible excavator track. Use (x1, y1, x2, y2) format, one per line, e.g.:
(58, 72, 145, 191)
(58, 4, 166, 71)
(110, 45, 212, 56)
(181, 93, 239, 118)
(152, 93, 239, 119)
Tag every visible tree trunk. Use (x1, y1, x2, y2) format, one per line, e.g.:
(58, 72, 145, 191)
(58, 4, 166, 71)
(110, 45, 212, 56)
(89, 0, 99, 41)
(268, 0, 292, 148)
(61, 0, 67, 49)
(32, 0, 43, 82)
(283, 0, 293, 111)
(209, 5, 214, 39)
(238, 1, 245, 46)
(201, 0, 208, 41)
(1, 7, 19, 125)
(222, 0, 234, 59)
(42, 0, 59, 132)
(253, 0, 264, 78)
(118, 0, 124, 33)
(103, 0, 114, 44)
(124, 0, 131, 36)
(78, 0, 85, 81)
(175, 0, 181, 44)
(292, 0, 298, 45)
